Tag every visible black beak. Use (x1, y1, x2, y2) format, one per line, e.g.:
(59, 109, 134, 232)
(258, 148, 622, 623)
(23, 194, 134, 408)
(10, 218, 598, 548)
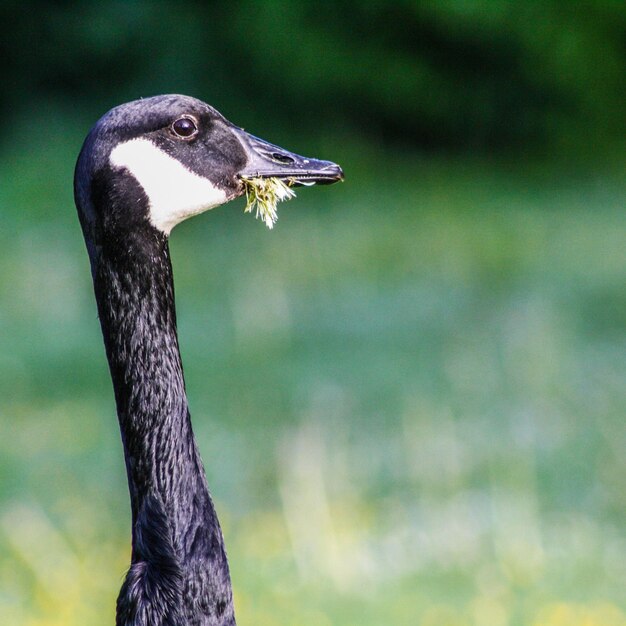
(234, 129, 344, 186)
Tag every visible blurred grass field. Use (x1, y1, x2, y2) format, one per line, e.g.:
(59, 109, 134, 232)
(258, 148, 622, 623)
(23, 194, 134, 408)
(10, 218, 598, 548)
(0, 116, 625, 626)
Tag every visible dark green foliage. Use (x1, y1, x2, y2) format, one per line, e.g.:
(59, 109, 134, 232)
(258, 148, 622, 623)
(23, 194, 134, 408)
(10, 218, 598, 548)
(0, 1, 624, 153)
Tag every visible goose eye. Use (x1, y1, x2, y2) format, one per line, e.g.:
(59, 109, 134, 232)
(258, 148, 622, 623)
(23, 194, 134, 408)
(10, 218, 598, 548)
(172, 117, 198, 138)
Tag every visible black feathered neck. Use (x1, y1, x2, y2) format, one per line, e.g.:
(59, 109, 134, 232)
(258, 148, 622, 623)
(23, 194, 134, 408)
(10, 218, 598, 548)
(88, 194, 235, 626)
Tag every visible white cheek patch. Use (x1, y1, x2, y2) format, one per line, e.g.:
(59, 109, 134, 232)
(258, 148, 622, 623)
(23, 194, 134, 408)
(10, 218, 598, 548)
(109, 138, 229, 234)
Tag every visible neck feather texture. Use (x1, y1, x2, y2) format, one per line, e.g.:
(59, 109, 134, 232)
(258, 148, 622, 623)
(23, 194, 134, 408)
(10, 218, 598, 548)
(92, 228, 235, 626)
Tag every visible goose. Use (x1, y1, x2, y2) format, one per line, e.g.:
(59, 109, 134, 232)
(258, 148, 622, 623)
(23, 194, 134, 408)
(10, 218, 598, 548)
(74, 94, 343, 626)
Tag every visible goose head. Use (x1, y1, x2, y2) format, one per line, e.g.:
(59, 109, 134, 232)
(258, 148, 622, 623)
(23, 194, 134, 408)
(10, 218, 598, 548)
(74, 94, 343, 252)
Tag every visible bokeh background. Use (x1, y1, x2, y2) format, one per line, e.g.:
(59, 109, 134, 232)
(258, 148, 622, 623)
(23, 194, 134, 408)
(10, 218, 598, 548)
(1, 2, 625, 625)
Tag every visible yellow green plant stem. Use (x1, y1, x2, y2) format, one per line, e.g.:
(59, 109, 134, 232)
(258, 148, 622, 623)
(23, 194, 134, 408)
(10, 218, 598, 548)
(241, 177, 296, 229)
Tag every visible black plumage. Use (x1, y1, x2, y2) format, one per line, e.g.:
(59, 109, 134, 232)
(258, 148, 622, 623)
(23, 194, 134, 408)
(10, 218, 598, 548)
(74, 95, 342, 625)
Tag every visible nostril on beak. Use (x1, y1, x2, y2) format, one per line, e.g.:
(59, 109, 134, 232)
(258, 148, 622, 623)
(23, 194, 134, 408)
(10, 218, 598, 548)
(271, 153, 295, 164)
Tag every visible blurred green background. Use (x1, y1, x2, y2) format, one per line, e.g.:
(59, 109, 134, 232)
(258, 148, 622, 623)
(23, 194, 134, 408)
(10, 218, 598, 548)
(1, 2, 625, 625)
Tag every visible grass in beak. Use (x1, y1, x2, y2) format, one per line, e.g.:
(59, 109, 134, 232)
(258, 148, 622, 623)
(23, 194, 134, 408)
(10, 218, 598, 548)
(241, 177, 297, 229)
